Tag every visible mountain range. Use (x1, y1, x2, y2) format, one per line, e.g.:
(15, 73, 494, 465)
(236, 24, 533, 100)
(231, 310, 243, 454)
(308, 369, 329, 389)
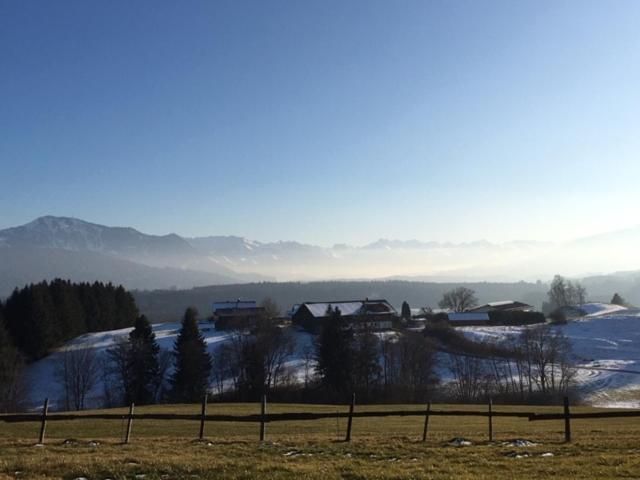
(2, 215, 640, 296)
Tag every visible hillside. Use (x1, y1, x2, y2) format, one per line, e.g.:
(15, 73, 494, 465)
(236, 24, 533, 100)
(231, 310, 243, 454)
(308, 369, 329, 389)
(24, 303, 640, 411)
(461, 304, 640, 408)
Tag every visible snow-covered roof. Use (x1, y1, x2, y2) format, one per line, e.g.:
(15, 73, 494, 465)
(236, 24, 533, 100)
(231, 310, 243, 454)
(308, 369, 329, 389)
(299, 300, 396, 318)
(306, 302, 364, 317)
(467, 300, 533, 313)
(448, 312, 490, 322)
(487, 300, 518, 307)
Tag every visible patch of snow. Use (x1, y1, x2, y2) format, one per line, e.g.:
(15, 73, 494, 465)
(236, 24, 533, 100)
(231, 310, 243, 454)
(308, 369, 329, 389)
(578, 303, 628, 317)
(504, 451, 530, 458)
(502, 439, 538, 447)
(449, 437, 472, 446)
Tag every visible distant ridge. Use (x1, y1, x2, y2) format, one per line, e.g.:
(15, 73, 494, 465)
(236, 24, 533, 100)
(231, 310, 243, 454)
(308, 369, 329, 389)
(2, 216, 640, 295)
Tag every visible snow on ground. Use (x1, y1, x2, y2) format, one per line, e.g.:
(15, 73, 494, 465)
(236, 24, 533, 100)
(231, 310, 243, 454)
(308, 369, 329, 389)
(24, 322, 316, 411)
(578, 302, 629, 317)
(24, 303, 640, 410)
(459, 304, 640, 408)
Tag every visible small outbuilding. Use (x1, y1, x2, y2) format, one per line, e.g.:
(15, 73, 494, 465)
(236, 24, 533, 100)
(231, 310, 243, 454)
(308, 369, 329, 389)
(213, 300, 266, 330)
(467, 300, 533, 313)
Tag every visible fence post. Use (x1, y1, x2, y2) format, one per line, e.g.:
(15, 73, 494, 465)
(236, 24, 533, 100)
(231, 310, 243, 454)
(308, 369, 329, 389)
(38, 398, 49, 445)
(259, 394, 267, 442)
(125, 403, 135, 444)
(563, 396, 571, 443)
(488, 398, 493, 442)
(199, 394, 208, 440)
(345, 393, 355, 442)
(422, 401, 431, 442)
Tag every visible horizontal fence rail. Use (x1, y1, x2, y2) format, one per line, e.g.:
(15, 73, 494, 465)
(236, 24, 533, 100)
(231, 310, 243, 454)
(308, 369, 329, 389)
(529, 410, 640, 421)
(2, 396, 639, 445)
(0, 409, 535, 423)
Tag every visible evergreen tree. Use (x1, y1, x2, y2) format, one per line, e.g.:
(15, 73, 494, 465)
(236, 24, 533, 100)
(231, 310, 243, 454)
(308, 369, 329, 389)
(126, 315, 160, 405)
(315, 306, 355, 396)
(50, 279, 86, 342)
(401, 301, 411, 320)
(3, 280, 139, 361)
(611, 293, 627, 306)
(114, 285, 139, 329)
(352, 321, 381, 398)
(5, 283, 57, 359)
(0, 308, 27, 412)
(170, 307, 212, 402)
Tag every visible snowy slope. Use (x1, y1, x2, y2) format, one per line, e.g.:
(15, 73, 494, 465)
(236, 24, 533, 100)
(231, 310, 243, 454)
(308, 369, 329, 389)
(574, 302, 628, 317)
(24, 303, 640, 410)
(460, 304, 640, 408)
(24, 322, 315, 411)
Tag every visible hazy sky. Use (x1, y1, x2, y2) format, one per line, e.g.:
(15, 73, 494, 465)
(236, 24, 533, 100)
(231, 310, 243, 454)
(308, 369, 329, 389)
(1, 1, 640, 246)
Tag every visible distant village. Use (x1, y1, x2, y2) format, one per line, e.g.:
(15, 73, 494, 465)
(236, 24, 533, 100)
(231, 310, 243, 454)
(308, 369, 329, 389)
(211, 296, 545, 332)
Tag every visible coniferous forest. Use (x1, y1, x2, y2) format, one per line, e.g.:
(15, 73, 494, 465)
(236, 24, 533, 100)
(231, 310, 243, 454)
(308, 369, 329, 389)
(1, 279, 138, 361)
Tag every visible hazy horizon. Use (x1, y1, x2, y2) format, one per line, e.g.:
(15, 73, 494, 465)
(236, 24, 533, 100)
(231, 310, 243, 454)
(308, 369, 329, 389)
(3, 214, 640, 287)
(1, 213, 639, 249)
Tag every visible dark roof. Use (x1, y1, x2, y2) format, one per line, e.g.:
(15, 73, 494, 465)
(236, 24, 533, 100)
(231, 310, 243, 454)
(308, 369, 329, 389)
(467, 300, 533, 313)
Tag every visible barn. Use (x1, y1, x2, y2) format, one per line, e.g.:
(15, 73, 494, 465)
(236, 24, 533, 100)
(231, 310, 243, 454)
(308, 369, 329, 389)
(292, 299, 397, 333)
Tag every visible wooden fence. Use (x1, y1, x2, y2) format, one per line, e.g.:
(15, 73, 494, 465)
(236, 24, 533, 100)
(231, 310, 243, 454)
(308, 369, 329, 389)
(2, 395, 640, 445)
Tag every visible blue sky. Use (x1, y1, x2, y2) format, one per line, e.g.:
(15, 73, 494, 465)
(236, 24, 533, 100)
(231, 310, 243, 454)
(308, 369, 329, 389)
(1, 1, 640, 245)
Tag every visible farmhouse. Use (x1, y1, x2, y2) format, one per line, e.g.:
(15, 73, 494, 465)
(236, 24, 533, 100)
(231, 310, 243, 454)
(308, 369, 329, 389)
(292, 299, 397, 333)
(212, 300, 266, 330)
(467, 300, 533, 313)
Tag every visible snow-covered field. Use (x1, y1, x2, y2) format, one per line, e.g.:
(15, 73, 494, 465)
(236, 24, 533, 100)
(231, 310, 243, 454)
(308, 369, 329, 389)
(24, 321, 316, 411)
(460, 303, 640, 408)
(24, 303, 640, 410)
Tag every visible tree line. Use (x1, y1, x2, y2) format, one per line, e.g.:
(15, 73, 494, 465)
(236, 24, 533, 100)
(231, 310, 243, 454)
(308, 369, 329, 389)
(0, 281, 592, 412)
(0, 280, 139, 411)
(2, 279, 138, 360)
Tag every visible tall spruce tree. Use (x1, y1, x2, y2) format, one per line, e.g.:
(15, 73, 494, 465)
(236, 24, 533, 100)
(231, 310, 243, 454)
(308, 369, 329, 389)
(170, 307, 212, 402)
(50, 279, 86, 342)
(401, 301, 411, 320)
(126, 315, 160, 405)
(353, 321, 381, 398)
(0, 308, 26, 412)
(611, 293, 627, 307)
(315, 306, 355, 396)
(6, 283, 57, 359)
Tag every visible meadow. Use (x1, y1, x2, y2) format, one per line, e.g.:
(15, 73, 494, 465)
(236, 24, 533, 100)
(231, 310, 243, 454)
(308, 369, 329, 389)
(1, 403, 640, 480)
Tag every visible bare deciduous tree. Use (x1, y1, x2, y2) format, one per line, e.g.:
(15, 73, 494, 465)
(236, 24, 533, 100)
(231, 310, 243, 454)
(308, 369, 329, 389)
(447, 353, 488, 401)
(56, 347, 100, 411)
(260, 297, 281, 320)
(547, 275, 587, 309)
(438, 287, 478, 312)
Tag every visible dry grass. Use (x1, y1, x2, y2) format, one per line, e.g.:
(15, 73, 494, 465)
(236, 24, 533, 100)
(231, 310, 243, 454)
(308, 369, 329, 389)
(1, 403, 640, 479)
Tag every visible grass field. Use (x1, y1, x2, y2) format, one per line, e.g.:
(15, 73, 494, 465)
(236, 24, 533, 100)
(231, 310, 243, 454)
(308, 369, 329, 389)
(1, 403, 640, 479)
